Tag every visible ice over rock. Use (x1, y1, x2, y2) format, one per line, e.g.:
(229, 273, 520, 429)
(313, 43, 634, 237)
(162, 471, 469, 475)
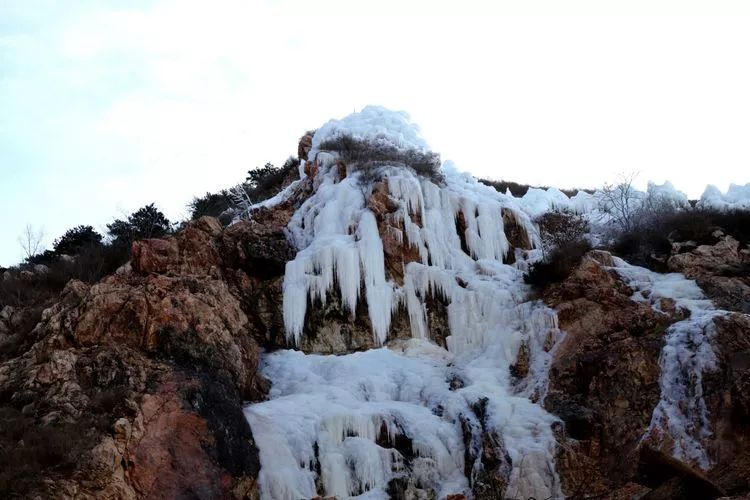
(245, 107, 564, 499)
(612, 258, 726, 470)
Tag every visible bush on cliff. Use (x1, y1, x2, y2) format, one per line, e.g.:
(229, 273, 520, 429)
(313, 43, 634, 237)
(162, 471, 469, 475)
(107, 203, 172, 246)
(318, 135, 443, 182)
(245, 156, 298, 201)
(189, 190, 234, 220)
(611, 208, 750, 270)
(524, 240, 592, 289)
(189, 157, 299, 224)
(535, 209, 590, 257)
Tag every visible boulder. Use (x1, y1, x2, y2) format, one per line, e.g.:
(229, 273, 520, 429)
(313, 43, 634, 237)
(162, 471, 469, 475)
(668, 235, 750, 313)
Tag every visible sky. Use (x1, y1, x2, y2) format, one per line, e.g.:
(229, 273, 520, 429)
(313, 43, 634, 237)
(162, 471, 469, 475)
(1, 1, 749, 266)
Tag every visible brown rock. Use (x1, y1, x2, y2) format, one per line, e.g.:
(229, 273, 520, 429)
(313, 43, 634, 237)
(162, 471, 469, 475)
(0, 211, 283, 497)
(668, 235, 750, 313)
(132, 238, 179, 275)
(544, 252, 677, 491)
(703, 312, 750, 494)
(221, 216, 294, 279)
(460, 397, 512, 499)
(502, 207, 533, 252)
(638, 446, 725, 499)
(510, 341, 530, 379)
(298, 131, 314, 160)
(367, 181, 422, 285)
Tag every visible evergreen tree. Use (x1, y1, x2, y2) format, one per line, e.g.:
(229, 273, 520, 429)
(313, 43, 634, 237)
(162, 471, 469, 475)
(107, 203, 171, 245)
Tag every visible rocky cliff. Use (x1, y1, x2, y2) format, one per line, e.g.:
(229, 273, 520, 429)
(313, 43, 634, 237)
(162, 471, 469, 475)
(1, 107, 749, 500)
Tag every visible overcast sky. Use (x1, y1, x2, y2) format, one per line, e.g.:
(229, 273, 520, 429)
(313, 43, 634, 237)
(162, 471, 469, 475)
(1, 1, 749, 266)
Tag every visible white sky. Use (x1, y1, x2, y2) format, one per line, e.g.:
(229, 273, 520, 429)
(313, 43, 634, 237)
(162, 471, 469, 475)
(1, 0, 749, 266)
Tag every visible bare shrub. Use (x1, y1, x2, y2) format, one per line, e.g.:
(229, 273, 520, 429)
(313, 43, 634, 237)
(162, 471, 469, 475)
(318, 135, 443, 183)
(0, 407, 97, 496)
(536, 210, 590, 257)
(612, 208, 750, 270)
(17, 224, 45, 261)
(355, 162, 384, 188)
(598, 172, 643, 233)
(480, 179, 594, 198)
(524, 240, 592, 289)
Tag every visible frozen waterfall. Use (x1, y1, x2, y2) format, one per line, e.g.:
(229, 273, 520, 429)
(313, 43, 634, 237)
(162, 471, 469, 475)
(612, 258, 725, 469)
(245, 107, 564, 499)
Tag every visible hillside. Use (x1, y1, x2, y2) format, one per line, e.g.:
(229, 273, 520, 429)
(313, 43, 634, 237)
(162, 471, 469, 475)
(1, 107, 749, 500)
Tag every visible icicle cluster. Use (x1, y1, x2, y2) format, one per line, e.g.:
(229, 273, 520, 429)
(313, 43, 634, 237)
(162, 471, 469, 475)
(282, 154, 541, 348)
(243, 107, 566, 499)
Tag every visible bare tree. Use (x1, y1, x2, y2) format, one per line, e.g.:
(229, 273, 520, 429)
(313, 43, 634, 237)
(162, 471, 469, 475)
(229, 183, 254, 220)
(535, 209, 590, 257)
(17, 224, 45, 260)
(598, 172, 642, 232)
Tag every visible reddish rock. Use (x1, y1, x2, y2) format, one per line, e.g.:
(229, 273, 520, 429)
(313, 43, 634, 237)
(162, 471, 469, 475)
(0, 215, 276, 498)
(128, 376, 234, 499)
(298, 131, 314, 161)
(132, 238, 179, 275)
(544, 253, 677, 492)
(367, 181, 422, 285)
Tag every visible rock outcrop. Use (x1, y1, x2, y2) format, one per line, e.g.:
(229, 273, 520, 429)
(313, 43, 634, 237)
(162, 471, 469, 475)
(3, 121, 750, 500)
(0, 215, 294, 498)
(545, 248, 750, 498)
(702, 312, 750, 495)
(667, 234, 750, 314)
(544, 252, 674, 494)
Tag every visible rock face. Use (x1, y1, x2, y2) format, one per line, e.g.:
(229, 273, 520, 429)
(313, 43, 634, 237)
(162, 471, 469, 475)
(3, 123, 750, 500)
(284, 179, 453, 355)
(0, 215, 297, 498)
(702, 312, 750, 495)
(668, 234, 750, 313)
(543, 252, 674, 494)
(544, 248, 750, 499)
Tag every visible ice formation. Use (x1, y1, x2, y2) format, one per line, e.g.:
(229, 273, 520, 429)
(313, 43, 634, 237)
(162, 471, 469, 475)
(519, 187, 579, 218)
(645, 181, 691, 209)
(245, 107, 564, 499)
(510, 180, 692, 223)
(699, 182, 750, 211)
(611, 258, 726, 469)
(243, 105, 741, 498)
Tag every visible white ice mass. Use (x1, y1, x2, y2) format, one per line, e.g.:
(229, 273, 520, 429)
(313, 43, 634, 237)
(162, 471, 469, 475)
(243, 106, 741, 498)
(246, 107, 562, 499)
